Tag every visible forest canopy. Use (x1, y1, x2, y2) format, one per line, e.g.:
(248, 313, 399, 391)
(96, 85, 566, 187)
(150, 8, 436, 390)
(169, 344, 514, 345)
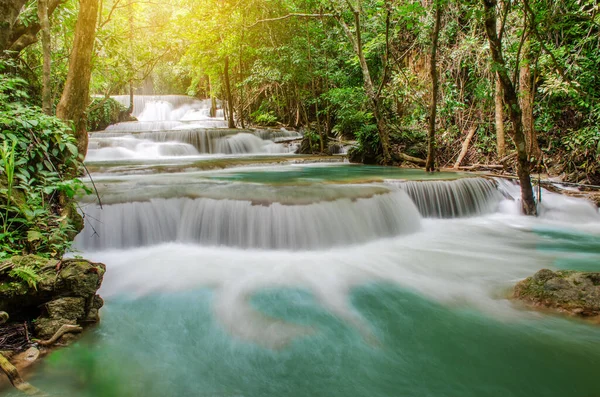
(2, 0, 599, 185)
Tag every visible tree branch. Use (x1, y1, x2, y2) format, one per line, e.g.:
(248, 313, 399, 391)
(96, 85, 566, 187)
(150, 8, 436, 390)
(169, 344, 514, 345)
(246, 13, 333, 29)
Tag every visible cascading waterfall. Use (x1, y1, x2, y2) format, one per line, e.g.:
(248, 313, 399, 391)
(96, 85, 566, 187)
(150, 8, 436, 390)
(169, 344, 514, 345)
(75, 191, 421, 251)
(110, 95, 214, 118)
(390, 177, 503, 218)
(87, 128, 301, 160)
(88, 95, 302, 158)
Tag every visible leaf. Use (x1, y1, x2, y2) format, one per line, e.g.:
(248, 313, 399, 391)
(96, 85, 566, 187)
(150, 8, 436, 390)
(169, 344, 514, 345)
(27, 230, 43, 242)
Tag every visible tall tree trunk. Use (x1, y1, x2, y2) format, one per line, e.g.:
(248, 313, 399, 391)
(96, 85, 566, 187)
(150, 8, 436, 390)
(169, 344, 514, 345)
(127, 2, 134, 115)
(224, 56, 235, 129)
(519, 39, 540, 161)
(307, 23, 324, 152)
(425, 1, 442, 172)
(494, 77, 506, 158)
(56, 0, 99, 157)
(2, 0, 63, 54)
(334, 5, 391, 164)
(128, 80, 134, 115)
(494, 3, 506, 159)
(0, 0, 27, 54)
(482, 0, 536, 215)
(38, 0, 52, 115)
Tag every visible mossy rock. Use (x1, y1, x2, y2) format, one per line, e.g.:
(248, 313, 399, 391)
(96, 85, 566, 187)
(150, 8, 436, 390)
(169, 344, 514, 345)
(0, 255, 105, 321)
(514, 269, 600, 317)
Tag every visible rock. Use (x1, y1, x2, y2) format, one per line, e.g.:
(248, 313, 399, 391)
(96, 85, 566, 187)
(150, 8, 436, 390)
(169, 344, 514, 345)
(0, 255, 106, 343)
(34, 318, 77, 340)
(514, 269, 600, 318)
(45, 297, 86, 320)
(0, 312, 8, 325)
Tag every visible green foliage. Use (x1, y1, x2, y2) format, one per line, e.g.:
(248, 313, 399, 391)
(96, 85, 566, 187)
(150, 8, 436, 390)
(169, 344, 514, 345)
(9, 265, 40, 290)
(0, 74, 89, 259)
(87, 98, 128, 131)
(250, 100, 279, 126)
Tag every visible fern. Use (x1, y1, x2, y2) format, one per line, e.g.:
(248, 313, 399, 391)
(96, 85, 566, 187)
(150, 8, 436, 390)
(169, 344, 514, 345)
(9, 265, 40, 290)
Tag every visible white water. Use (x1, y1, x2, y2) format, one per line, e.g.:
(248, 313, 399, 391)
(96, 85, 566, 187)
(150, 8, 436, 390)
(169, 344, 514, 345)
(63, 94, 600, 397)
(76, 190, 421, 250)
(88, 95, 301, 160)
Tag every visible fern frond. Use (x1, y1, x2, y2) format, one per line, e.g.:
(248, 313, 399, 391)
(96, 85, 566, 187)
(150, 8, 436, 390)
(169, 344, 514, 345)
(9, 265, 40, 290)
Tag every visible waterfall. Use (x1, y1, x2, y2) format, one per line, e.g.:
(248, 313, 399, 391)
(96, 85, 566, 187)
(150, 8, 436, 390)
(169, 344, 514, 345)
(110, 95, 215, 118)
(388, 177, 503, 218)
(87, 128, 301, 159)
(495, 178, 600, 222)
(75, 191, 422, 251)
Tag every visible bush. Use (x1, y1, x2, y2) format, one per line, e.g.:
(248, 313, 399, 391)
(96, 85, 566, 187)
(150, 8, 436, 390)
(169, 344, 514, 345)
(250, 109, 278, 126)
(87, 97, 129, 131)
(0, 75, 89, 259)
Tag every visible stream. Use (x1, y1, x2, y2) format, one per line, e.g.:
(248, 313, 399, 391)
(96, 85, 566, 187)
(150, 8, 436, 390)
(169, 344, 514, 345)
(6, 95, 600, 397)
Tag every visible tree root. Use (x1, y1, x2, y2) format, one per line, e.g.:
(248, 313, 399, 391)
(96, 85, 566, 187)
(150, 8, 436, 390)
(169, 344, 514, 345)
(37, 324, 82, 347)
(0, 353, 45, 396)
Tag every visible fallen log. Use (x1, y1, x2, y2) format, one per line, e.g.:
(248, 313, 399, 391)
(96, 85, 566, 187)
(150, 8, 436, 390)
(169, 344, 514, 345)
(394, 153, 426, 165)
(37, 324, 82, 347)
(458, 164, 504, 170)
(0, 353, 44, 396)
(454, 125, 477, 169)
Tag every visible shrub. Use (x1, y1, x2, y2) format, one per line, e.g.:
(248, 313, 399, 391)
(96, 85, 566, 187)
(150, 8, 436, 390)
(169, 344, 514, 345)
(0, 74, 89, 259)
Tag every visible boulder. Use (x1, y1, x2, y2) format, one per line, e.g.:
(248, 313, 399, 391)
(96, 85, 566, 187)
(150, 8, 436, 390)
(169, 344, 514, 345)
(514, 269, 600, 317)
(0, 255, 105, 342)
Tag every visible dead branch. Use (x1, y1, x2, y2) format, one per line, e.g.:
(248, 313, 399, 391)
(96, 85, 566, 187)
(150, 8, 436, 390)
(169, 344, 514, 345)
(0, 353, 45, 396)
(454, 125, 478, 169)
(395, 153, 426, 165)
(37, 325, 83, 347)
(458, 164, 505, 170)
(246, 13, 334, 29)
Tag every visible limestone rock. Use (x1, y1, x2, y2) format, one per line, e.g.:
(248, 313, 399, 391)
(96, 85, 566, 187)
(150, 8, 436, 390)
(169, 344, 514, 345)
(0, 255, 106, 343)
(514, 269, 600, 317)
(45, 297, 86, 320)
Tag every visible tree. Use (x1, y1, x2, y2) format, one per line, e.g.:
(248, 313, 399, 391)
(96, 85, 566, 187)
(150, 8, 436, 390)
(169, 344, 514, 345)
(38, 0, 52, 115)
(56, 0, 100, 156)
(482, 0, 537, 215)
(1, 0, 64, 55)
(330, 0, 392, 164)
(425, 0, 442, 172)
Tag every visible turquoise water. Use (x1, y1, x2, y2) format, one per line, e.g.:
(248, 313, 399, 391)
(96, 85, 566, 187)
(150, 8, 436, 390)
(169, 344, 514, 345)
(206, 164, 468, 184)
(20, 285, 600, 397)
(8, 119, 600, 397)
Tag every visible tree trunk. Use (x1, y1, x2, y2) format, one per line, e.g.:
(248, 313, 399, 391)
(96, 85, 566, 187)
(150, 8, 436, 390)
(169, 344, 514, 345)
(335, 6, 391, 164)
(0, 0, 30, 54)
(224, 56, 235, 129)
(425, 2, 442, 172)
(494, 76, 506, 158)
(208, 75, 217, 118)
(2, 0, 63, 54)
(519, 39, 541, 161)
(128, 80, 134, 115)
(56, 0, 100, 158)
(38, 0, 52, 115)
(482, 0, 536, 216)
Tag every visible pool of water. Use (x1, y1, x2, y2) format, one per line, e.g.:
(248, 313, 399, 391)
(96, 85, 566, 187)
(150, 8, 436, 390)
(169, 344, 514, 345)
(6, 106, 599, 397)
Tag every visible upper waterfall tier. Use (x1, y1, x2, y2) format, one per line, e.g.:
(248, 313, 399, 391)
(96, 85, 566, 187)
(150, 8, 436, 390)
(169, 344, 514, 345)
(110, 95, 223, 121)
(86, 128, 301, 160)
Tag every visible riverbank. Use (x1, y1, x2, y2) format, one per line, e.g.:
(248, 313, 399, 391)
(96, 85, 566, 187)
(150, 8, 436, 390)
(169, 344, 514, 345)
(0, 255, 105, 394)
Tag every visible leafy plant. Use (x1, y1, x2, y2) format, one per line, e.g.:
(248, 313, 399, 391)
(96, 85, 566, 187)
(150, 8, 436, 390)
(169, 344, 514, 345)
(0, 73, 89, 258)
(9, 266, 41, 290)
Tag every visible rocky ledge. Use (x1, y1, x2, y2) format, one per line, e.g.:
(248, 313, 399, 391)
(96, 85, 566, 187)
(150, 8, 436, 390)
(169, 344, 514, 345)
(0, 255, 105, 342)
(514, 269, 600, 318)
